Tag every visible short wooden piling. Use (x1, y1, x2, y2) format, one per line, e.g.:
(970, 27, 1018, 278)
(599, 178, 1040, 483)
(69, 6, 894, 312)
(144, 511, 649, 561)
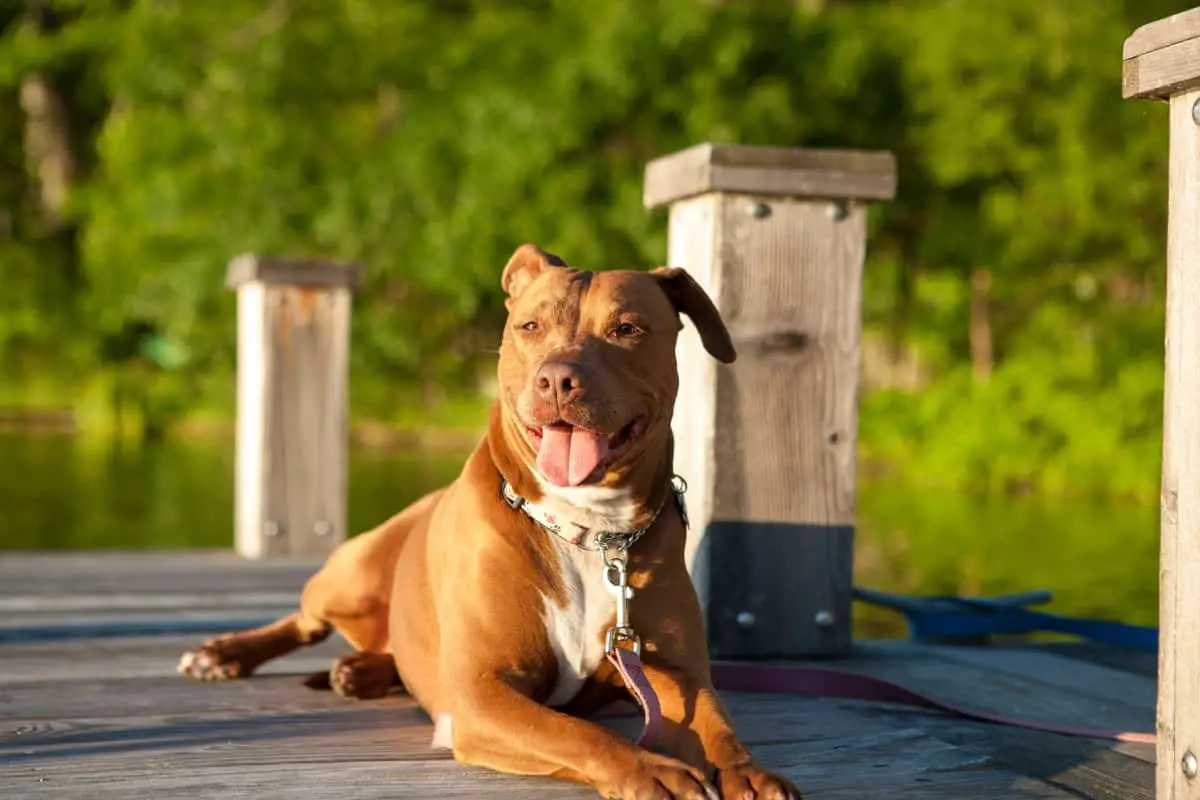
(226, 255, 360, 559)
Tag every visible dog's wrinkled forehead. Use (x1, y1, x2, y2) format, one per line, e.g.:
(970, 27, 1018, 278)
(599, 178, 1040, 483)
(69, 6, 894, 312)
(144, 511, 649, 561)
(511, 268, 676, 330)
(499, 243, 736, 364)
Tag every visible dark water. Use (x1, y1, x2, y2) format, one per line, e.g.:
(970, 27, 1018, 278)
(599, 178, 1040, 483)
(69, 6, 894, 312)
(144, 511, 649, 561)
(0, 434, 1159, 636)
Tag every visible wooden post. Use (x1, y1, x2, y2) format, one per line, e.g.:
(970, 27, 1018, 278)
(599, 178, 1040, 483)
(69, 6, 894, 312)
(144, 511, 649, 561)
(1125, 10, 1200, 799)
(643, 143, 896, 658)
(226, 255, 360, 559)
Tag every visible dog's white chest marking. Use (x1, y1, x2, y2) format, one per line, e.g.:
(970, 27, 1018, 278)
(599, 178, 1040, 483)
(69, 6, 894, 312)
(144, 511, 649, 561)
(542, 539, 615, 707)
(537, 481, 638, 708)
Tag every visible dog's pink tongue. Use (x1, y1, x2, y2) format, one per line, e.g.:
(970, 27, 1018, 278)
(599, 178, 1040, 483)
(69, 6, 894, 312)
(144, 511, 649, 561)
(537, 426, 610, 486)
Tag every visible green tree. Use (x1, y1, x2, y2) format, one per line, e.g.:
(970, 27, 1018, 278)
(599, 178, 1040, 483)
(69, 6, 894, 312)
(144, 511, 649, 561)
(0, 0, 1190, 498)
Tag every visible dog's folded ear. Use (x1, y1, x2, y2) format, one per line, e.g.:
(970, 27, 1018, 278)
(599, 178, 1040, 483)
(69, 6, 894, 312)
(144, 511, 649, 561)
(651, 267, 736, 364)
(502, 243, 567, 305)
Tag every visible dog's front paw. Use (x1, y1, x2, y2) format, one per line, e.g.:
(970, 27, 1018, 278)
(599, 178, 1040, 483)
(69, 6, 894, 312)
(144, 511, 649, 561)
(177, 636, 257, 681)
(601, 752, 718, 800)
(328, 652, 400, 699)
(717, 762, 802, 800)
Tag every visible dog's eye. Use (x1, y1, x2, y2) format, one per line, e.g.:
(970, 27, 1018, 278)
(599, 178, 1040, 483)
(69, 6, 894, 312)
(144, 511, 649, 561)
(609, 322, 640, 339)
(520, 321, 539, 332)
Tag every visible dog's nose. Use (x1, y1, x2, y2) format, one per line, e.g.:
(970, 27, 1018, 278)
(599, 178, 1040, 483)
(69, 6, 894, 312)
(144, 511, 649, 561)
(535, 361, 584, 405)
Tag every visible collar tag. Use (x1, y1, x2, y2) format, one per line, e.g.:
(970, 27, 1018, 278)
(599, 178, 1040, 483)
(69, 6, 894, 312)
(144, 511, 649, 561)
(501, 482, 525, 510)
(671, 475, 689, 529)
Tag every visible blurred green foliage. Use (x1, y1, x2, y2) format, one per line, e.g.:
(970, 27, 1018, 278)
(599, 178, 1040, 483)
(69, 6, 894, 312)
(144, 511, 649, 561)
(0, 0, 1186, 498)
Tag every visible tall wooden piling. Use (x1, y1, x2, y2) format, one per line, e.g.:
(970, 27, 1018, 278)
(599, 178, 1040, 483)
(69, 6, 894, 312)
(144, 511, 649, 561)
(643, 143, 896, 658)
(1125, 9, 1200, 799)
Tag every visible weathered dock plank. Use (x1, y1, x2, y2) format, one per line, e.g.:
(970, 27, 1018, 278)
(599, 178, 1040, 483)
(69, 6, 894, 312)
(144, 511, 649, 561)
(0, 551, 319, 597)
(0, 553, 1154, 800)
(910, 718, 1155, 800)
(852, 641, 1156, 735)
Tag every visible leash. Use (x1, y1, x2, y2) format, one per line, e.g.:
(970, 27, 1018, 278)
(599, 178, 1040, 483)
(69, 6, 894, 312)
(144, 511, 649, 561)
(708, 661, 1155, 745)
(605, 651, 1155, 749)
(608, 648, 663, 748)
(597, 517, 663, 749)
(504, 476, 1157, 751)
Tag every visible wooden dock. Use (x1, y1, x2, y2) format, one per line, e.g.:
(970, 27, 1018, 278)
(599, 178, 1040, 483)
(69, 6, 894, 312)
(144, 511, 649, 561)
(0, 552, 1157, 799)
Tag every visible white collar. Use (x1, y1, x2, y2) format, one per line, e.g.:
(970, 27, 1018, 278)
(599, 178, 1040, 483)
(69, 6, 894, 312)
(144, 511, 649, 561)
(500, 476, 688, 552)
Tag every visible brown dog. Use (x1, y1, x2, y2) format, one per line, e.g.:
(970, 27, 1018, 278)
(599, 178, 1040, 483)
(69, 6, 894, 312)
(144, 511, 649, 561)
(179, 244, 801, 800)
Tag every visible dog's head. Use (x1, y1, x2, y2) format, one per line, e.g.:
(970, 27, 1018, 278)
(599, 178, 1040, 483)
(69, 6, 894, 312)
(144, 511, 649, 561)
(495, 243, 735, 490)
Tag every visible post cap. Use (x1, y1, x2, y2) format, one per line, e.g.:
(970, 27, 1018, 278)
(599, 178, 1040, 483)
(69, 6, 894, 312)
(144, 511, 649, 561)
(1123, 7, 1200, 100)
(226, 254, 361, 290)
(643, 142, 897, 209)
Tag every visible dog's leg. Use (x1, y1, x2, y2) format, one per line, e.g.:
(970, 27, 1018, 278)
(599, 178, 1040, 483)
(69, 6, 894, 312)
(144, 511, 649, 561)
(447, 678, 719, 800)
(629, 661, 802, 800)
(178, 610, 331, 681)
(178, 493, 440, 682)
(176, 564, 362, 682)
(303, 651, 403, 699)
(179, 514, 411, 681)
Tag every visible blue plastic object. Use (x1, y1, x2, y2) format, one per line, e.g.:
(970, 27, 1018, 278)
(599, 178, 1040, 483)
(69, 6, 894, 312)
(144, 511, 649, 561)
(853, 587, 1157, 652)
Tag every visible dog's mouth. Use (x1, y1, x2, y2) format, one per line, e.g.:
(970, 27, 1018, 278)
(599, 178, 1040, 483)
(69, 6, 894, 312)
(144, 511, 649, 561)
(525, 417, 647, 487)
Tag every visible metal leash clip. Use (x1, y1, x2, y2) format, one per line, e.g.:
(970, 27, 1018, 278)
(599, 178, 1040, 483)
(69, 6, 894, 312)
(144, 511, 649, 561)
(602, 547, 641, 656)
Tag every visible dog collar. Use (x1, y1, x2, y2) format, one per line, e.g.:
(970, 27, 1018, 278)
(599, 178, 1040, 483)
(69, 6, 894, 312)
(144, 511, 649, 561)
(500, 475, 689, 552)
